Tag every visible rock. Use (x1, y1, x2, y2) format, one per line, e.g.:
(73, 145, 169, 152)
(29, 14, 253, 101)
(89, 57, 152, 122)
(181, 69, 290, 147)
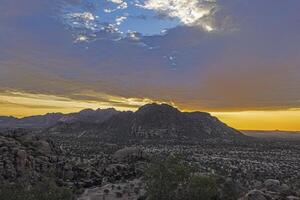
(253, 180, 263, 189)
(280, 184, 292, 196)
(0, 131, 68, 186)
(287, 196, 300, 200)
(78, 179, 145, 200)
(264, 179, 281, 192)
(113, 147, 145, 162)
(15, 149, 27, 171)
(243, 190, 268, 200)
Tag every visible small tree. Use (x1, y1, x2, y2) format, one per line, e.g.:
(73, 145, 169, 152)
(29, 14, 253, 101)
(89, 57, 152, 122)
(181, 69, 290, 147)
(145, 155, 191, 200)
(145, 155, 219, 200)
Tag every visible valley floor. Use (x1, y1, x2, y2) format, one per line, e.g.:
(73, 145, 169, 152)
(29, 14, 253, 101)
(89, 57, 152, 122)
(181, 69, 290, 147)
(47, 134, 300, 189)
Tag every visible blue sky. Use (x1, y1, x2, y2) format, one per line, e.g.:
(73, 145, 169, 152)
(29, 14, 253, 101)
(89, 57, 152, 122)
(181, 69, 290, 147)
(60, 0, 216, 42)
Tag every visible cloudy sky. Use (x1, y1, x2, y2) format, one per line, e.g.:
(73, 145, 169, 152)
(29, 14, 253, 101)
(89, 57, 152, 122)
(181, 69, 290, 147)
(0, 0, 300, 130)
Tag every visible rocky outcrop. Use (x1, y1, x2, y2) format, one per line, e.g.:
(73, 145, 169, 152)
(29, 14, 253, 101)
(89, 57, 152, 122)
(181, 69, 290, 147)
(0, 130, 63, 185)
(242, 190, 269, 200)
(0, 131, 148, 194)
(113, 147, 146, 162)
(78, 178, 146, 200)
(0, 131, 104, 188)
(240, 179, 299, 200)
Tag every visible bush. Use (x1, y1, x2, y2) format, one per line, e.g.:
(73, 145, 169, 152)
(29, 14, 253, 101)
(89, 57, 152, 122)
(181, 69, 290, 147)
(0, 179, 74, 200)
(145, 155, 218, 200)
(186, 175, 218, 200)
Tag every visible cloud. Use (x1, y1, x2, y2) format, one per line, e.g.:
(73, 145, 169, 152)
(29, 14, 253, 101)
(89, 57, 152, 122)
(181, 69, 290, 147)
(140, 0, 217, 30)
(107, 0, 128, 9)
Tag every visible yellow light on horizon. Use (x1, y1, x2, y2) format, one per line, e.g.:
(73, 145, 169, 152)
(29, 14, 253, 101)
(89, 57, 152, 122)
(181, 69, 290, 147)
(0, 91, 299, 131)
(0, 91, 150, 117)
(211, 110, 300, 131)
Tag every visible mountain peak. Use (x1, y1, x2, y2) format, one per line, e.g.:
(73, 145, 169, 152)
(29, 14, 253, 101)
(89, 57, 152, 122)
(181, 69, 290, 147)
(95, 108, 117, 113)
(136, 103, 180, 114)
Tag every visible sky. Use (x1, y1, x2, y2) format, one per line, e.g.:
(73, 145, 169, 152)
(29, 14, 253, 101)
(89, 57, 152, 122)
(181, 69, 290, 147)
(0, 0, 300, 131)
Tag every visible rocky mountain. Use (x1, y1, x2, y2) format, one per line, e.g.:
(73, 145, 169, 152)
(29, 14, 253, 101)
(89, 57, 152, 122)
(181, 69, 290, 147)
(0, 108, 119, 129)
(0, 103, 244, 141)
(130, 104, 243, 139)
(48, 103, 245, 141)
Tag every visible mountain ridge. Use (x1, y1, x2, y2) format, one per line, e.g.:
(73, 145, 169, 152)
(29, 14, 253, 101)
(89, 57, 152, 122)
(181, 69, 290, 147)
(0, 108, 119, 129)
(47, 103, 245, 141)
(0, 103, 245, 141)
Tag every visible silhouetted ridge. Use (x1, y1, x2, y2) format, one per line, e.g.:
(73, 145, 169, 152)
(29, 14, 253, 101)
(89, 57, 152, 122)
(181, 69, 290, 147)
(1, 104, 245, 141)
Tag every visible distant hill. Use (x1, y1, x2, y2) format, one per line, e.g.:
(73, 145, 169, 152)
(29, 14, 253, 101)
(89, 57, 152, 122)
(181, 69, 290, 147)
(242, 130, 300, 140)
(47, 103, 245, 141)
(0, 114, 64, 129)
(0, 108, 119, 129)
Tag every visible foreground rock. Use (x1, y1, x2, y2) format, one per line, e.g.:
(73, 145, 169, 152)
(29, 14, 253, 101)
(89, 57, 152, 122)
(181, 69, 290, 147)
(113, 147, 146, 162)
(78, 179, 146, 200)
(240, 179, 300, 200)
(0, 130, 63, 185)
(0, 130, 104, 188)
(0, 131, 148, 198)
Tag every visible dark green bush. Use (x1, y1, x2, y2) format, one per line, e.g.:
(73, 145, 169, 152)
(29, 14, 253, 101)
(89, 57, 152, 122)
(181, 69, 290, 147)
(0, 179, 74, 200)
(186, 175, 218, 200)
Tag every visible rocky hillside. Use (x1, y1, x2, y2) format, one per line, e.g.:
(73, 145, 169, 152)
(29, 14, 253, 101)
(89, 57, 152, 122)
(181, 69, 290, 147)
(0, 130, 147, 190)
(130, 104, 243, 139)
(0, 130, 104, 187)
(49, 103, 244, 141)
(0, 130, 63, 185)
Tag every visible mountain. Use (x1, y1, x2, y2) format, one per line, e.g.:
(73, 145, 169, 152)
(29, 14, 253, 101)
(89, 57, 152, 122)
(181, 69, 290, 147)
(48, 103, 245, 141)
(0, 113, 64, 129)
(0, 103, 244, 141)
(58, 108, 119, 124)
(0, 108, 119, 129)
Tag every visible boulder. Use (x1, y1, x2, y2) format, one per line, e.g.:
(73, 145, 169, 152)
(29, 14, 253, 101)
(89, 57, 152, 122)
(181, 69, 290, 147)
(113, 147, 145, 161)
(243, 190, 268, 200)
(264, 179, 281, 192)
(287, 196, 300, 200)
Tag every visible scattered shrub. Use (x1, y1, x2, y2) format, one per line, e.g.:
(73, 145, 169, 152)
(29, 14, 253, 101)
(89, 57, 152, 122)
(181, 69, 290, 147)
(0, 178, 74, 200)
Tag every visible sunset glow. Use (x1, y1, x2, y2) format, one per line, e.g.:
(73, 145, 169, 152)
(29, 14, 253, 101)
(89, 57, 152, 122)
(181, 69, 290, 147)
(0, 91, 299, 131)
